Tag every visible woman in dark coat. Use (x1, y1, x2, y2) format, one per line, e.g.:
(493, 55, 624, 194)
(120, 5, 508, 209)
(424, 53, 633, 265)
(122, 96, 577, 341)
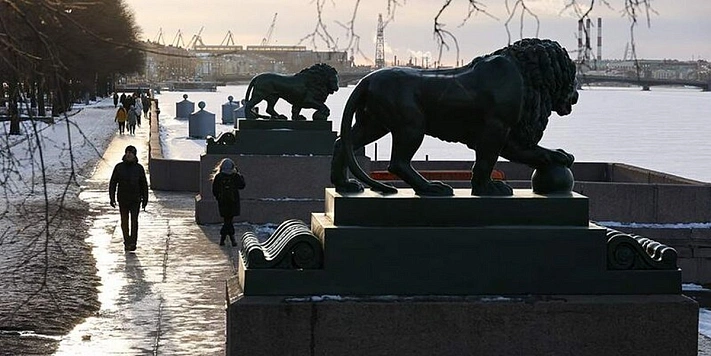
(211, 158, 246, 246)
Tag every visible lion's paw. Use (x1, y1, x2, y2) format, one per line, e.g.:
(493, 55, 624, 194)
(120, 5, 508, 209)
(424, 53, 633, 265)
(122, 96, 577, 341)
(471, 180, 513, 196)
(555, 149, 575, 167)
(415, 181, 454, 196)
(335, 180, 364, 194)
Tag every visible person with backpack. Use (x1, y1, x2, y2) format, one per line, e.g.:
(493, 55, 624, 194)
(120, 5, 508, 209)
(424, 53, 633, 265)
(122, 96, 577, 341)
(115, 105, 128, 135)
(127, 104, 137, 135)
(211, 158, 246, 246)
(133, 97, 143, 127)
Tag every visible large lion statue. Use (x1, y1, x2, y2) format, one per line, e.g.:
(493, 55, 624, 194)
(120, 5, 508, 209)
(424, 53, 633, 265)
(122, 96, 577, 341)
(243, 63, 339, 121)
(331, 38, 579, 196)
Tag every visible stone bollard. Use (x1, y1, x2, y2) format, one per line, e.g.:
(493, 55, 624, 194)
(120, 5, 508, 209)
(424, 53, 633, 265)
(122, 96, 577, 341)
(188, 101, 215, 138)
(221, 95, 239, 125)
(176, 94, 194, 120)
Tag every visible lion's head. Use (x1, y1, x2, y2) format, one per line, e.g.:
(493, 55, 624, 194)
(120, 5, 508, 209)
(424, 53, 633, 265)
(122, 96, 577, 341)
(493, 39, 578, 147)
(297, 63, 339, 102)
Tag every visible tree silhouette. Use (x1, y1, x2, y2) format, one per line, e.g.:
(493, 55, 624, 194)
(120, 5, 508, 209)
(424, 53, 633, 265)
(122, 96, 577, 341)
(302, 0, 653, 68)
(0, 1, 142, 352)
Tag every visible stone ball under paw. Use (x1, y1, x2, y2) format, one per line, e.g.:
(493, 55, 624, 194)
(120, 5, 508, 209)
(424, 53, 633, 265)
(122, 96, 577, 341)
(531, 165, 574, 194)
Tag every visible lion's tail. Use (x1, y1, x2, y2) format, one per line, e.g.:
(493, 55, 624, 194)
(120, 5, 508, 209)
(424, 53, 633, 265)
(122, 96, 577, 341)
(244, 77, 255, 104)
(340, 79, 398, 194)
(243, 76, 269, 119)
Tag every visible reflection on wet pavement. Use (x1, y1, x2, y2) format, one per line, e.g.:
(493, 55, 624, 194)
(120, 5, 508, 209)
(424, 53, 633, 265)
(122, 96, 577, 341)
(54, 131, 240, 355)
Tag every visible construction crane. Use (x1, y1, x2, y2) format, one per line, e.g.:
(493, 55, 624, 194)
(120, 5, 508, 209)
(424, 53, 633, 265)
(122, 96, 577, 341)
(154, 27, 165, 45)
(261, 13, 278, 46)
(172, 29, 185, 48)
(221, 30, 236, 46)
(186, 26, 205, 49)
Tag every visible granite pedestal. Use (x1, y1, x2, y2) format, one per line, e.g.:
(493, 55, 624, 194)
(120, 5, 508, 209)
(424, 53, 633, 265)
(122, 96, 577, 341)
(226, 188, 697, 355)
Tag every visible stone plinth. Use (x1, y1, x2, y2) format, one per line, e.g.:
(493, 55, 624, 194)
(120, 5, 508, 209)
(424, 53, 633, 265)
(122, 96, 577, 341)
(237, 189, 680, 296)
(207, 119, 336, 155)
(175, 94, 194, 120)
(325, 188, 590, 227)
(188, 102, 215, 138)
(226, 288, 698, 356)
(221, 96, 239, 124)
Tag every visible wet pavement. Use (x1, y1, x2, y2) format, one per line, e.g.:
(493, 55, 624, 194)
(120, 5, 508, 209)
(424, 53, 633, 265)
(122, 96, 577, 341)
(46, 123, 711, 355)
(54, 128, 249, 355)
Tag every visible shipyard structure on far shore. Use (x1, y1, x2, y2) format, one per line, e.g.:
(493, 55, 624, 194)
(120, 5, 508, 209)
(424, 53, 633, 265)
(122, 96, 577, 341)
(139, 40, 361, 85)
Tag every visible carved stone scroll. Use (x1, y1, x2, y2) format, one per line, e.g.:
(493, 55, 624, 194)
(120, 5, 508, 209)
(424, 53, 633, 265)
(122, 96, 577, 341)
(606, 228, 678, 270)
(241, 219, 323, 269)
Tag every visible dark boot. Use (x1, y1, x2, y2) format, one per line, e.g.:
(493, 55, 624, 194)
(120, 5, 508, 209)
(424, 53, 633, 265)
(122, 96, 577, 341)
(228, 224, 237, 246)
(220, 224, 228, 246)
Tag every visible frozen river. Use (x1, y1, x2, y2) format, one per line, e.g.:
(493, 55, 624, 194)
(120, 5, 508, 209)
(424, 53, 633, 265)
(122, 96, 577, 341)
(156, 84, 711, 183)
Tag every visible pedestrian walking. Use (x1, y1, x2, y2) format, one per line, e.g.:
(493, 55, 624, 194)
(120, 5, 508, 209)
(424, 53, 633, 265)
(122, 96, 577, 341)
(211, 158, 245, 246)
(115, 105, 128, 135)
(141, 94, 150, 120)
(134, 99, 143, 127)
(113, 92, 119, 108)
(119, 93, 127, 108)
(109, 145, 149, 252)
(127, 105, 137, 135)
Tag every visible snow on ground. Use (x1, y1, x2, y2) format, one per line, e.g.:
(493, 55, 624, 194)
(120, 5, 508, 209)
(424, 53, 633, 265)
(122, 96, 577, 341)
(1, 98, 120, 210)
(0, 98, 122, 353)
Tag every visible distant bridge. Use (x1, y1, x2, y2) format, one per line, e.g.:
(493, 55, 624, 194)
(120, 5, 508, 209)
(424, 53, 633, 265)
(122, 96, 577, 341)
(343, 72, 711, 91)
(578, 74, 711, 91)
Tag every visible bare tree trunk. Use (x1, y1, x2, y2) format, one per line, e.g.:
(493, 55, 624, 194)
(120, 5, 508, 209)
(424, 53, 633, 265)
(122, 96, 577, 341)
(38, 77, 46, 117)
(9, 81, 21, 135)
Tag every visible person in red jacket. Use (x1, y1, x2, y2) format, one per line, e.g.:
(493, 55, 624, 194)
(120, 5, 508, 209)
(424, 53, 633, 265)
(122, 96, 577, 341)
(109, 145, 149, 252)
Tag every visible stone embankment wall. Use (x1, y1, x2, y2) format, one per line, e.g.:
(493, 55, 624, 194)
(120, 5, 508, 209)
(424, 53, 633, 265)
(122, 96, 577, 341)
(147, 99, 200, 191)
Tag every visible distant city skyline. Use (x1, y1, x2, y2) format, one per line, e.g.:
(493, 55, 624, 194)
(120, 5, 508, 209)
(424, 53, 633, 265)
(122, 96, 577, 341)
(123, 0, 711, 66)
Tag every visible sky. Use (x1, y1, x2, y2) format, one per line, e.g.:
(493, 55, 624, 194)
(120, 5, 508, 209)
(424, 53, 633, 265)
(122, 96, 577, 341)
(122, 0, 711, 66)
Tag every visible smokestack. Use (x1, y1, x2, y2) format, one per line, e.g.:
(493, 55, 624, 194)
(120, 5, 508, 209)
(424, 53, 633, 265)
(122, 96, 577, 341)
(597, 17, 602, 61)
(577, 20, 583, 58)
(585, 18, 592, 61)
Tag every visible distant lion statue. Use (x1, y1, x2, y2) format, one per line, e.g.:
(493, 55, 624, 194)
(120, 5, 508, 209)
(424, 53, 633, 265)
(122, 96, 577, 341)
(331, 38, 579, 196)
(244, 63, 339, 121)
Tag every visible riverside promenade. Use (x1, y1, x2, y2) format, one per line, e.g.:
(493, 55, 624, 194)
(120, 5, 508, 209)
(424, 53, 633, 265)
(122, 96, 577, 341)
(53, 124, 249, 355)
(50, 113, 711, 355)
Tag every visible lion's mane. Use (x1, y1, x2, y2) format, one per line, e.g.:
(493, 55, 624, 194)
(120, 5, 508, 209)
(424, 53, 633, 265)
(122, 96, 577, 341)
(295, 63, 339, 103)
(468, 39, 577, 148)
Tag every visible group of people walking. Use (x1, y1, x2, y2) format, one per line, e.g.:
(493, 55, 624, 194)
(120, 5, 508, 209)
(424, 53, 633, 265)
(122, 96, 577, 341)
(113, 92, 151, 135)
(108, 89, 246, 252)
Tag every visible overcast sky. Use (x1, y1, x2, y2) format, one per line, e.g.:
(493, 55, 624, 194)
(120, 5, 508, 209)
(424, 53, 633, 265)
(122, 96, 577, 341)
(123, 0, 711, 66)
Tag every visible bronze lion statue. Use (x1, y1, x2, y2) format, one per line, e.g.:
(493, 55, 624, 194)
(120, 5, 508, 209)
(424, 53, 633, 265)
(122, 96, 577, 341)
(244, 63, 339, 121)
(331, 38, 578, 196)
